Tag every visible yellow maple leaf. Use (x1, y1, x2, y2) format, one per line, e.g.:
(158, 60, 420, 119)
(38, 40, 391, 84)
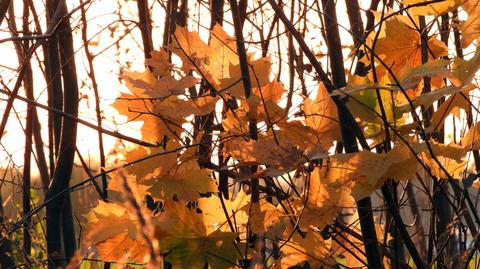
(220, 56, 272, 99)
(123, 74, 200, 99)
(112, 91, 183, 143)
(276, 228, 334, 269)
(83, 201, 149, 263)
(429, 84, 475, 132)
(171, 24, 238, 88)
(145, 48, 173, 77)
(198, 190, 251, 234)
(155, 200, 242, 269)
(375, 17, 448, 75)
(324, 144, 418, 200)
(241, 201, 287, 239)
(145, 159, 217, 201)
(303, 82, 340, 144)
(224, 134, 304, 177)
(462, 122, 480, 150)
(450, 51, 480, 87)
(461, 0, 480, 48)
(120, 144, 178, 182)
(402, 0, 462, 15)
(293, 167, 355, 229)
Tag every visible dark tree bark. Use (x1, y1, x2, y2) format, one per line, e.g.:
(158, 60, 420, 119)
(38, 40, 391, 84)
(8, 0, 34, 260)
(137, 0, 153, 60)
(320, 1, 382, 268)
(45, 0, 63, 177)
(0, 0, 11, 26)
(44, 0, 79, 267)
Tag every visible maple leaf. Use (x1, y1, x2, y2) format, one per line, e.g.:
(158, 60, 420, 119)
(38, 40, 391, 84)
(145, 159, 217, 201)
(171, 24, 238, 87)
(277, 228, 334, 269)
(397, 58, 451, 90)
(220, 56, 272, 98)
(409, 84, 466, 110)
(252, 80, 285, 103)
(120, 144, 178, 182)
(241, 201, 287, 239)
(303, 82, 340, 144)
(460, 0, 480, 48)
(198, 190, 251, 233)
(450, 51, 480, 87)
(112, 91, 183, 143)
(113, 89, 217, 143)
(108, 172, 149, 199)
(84, 201, 149, 263)
(122, 74, 200, 99)
(345, 75, 408, 139)
(462, 122, 480, 150)
(401, 0, 462, 15)
(428, 84, 475, 132)
(145, 48, 173, 76)
(276, 120, 337, 159)
(416, 141, 468, 179)
(224, 134, 304, 177)
(324, 144, 418, 200)
(292, 167, 355, 229)
(375, 17, 448, 75)
(155, 200, 242, 269)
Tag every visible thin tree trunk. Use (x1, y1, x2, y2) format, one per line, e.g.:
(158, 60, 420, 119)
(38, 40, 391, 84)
(320, 1, 383, 266)
(8, 0, 34, 259)
(0, 0, 11, 26)
(44, 0, 79, 267)
(80, 0, 108, 200)
(137, 0, 153, 60)
(45, 0, 63, 177)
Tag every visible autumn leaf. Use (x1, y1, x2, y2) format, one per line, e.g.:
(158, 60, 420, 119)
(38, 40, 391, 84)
(416, 141, 467, 178)
(277, 228, 334, 269)
(84, 201, 149, 263)
(122, 74, 200, 99)
(145, 48, 173, 77)
(220, 56, 272, 99)
(375, 17, 448, 75)
(292, 167, 355, 229)
(275, 120, 338, 159)
(155, 200, 242, 269)
(345, 75, 408, 139)
(224, 134, 304, 177)
(108, 172, 149, 199)
(120, 144, 178, 182)
(113, 89, 217, 143)
(303, 82, 340, 143)
(462, 122, 480, 150)
(145, 159, 217, 201)
(402, 0, 461, 15)
(324, 144, 418, 200)
(198, 190, 251, 234)
(428, 84, 475, 132)
(397, 58, 451, 90)
(171, 24, 237, 87)
(252, 80, 285, 103)
(460, 0, 480, 48)
(112, 92, 183, 143)
(241, 201, 287, 239)
(450, 50, 480, 87)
